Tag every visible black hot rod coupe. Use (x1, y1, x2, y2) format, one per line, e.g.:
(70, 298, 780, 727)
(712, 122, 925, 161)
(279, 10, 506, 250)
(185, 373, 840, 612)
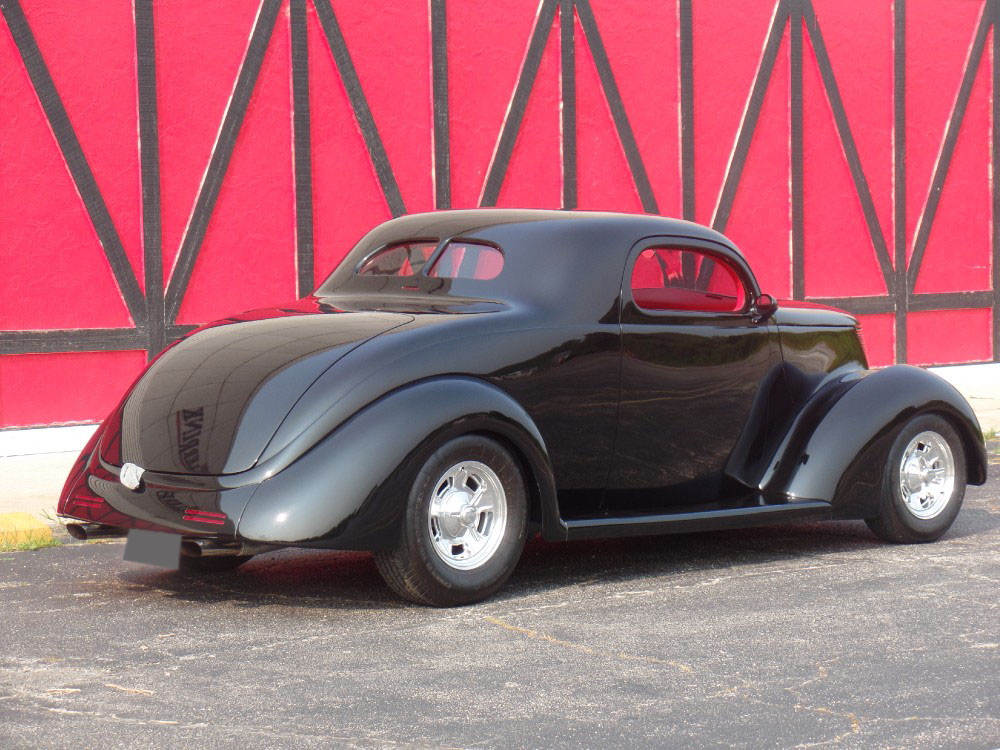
(58, 210, 987, 606)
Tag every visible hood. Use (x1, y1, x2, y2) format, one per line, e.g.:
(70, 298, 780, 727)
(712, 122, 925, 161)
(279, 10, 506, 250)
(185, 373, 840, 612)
(101, 301, 411, 475)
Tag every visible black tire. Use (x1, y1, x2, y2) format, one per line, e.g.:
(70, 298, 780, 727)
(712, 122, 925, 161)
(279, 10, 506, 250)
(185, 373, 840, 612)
(374, 435, 529, 606)
(179, 554, 253, 573)
(866, 413, 966, 544)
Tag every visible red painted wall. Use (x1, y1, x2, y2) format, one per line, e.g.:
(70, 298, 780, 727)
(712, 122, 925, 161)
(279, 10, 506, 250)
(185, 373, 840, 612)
(1, 0, 997, 427)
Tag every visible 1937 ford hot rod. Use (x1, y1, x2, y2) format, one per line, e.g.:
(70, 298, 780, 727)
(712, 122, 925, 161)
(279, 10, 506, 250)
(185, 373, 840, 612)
(58, 210, 987, 606)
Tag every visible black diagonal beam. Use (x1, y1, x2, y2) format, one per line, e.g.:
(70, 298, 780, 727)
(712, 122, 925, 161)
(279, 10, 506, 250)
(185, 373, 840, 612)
(313, 0, 406, 217)
(574, 0, 657, 213)
(560, 0, 577, 209)
(431, 0, 451, 209)
(164, 0, 282, 322)
(291, 0, 314, 297)
(135, 0, 164, 356)
(1, 0, 146, 326)
(906, 3, 991, 293)
(803, 1, 894, 295)
(713, 0, 789, 233)
(481, 0, 559, 206)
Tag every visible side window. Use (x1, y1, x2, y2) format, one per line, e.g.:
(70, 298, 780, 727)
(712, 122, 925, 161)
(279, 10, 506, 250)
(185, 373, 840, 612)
(631, 247, 746, 313)
(357, 241, 438, 276)
(428, 242, 504, 280)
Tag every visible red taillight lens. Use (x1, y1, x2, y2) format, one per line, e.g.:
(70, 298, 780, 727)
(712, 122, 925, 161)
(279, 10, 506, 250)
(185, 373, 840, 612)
(71, 489, 105, 509)
(182, 508, 227, 525)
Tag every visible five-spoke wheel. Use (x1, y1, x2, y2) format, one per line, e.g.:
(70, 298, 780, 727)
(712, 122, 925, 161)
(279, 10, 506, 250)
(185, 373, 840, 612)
(867, 413, 966, 543)
(374, 434, 528, 606)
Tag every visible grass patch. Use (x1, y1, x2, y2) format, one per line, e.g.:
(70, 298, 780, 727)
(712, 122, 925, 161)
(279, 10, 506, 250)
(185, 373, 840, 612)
(0, 534, 62, 552)
(983, 427, 998, 442)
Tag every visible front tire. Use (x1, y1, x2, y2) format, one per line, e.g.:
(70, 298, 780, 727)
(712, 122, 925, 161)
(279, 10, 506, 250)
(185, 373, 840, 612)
(374, 435, 528, 606)
(866, 413, 966, 543)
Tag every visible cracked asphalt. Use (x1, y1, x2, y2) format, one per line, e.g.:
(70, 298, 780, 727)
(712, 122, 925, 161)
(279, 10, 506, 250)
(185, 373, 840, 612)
(2, 448, 998, 749)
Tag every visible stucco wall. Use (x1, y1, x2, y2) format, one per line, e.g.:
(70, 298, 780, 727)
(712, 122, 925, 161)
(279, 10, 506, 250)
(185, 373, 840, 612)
(1, 0, 997, 427)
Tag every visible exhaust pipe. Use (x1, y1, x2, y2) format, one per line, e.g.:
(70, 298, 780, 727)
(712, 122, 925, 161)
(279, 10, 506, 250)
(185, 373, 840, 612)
(60, 520, 128, 541)
(181, 539, 274, 558)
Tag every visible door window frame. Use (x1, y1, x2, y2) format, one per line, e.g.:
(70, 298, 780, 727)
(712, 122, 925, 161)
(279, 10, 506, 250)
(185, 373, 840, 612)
(622, 236, 762, 323)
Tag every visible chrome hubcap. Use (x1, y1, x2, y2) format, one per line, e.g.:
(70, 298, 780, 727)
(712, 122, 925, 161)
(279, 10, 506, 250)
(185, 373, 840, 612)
(428, 461, 507, 570)
(898, 431, 955, 520)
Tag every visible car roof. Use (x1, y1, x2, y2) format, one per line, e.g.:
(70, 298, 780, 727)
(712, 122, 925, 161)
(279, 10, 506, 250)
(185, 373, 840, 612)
(371, 209, 743, 258)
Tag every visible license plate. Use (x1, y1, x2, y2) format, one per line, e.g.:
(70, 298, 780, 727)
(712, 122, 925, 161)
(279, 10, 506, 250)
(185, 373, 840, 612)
(124, 529, 181, 569)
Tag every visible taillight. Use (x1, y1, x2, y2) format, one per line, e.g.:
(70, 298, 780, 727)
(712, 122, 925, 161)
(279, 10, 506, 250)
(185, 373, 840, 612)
(71, 489, 105, 509)
(182, 508, 227, 525)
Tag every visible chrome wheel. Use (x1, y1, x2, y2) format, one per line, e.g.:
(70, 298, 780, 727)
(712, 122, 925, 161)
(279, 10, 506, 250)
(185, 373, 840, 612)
(427, 460, 508, 570)
(898, 430, 955, 520)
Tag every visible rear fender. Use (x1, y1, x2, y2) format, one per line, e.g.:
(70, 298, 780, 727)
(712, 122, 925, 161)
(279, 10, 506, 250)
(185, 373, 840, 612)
(236, 376, 559, 548)
(762, 365, 986, 518)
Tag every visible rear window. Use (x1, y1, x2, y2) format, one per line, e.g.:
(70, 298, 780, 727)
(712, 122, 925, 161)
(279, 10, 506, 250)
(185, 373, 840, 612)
(357, 241, 438, 276)
(428, 242, 504, 280)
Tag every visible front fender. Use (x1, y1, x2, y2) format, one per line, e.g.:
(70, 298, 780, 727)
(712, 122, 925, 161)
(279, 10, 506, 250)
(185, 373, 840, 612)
(762, 365, 986, 518)
(236, 376, 559, 549)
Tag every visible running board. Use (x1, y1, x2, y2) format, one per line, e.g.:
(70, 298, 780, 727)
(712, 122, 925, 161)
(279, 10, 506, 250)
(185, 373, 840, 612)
(563, 501, 831, 541)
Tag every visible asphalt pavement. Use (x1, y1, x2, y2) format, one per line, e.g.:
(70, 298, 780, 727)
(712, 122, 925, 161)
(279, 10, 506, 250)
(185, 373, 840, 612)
(1, 445, 998, 749)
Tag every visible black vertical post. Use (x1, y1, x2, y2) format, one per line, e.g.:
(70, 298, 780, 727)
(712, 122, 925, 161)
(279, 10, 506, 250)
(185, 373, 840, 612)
(993, 0, 1000, 361)
(135, 0, 164, 356)
(291, 0, 314, 297)
(679, 0, 695, 222)
(790, 0, 805, 300)
(431, 0, 451, 208)
(894, 0, 907, 363)
(560, 0, 577, 209)
(679, 0, 696, 283)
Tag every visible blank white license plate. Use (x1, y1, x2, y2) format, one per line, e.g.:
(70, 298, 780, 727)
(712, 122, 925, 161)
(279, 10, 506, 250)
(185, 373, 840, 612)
(124, 528, 181, 569)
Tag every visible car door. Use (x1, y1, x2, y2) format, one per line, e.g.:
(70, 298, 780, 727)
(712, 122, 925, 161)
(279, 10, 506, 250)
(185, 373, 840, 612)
(605, 237, 781, 515)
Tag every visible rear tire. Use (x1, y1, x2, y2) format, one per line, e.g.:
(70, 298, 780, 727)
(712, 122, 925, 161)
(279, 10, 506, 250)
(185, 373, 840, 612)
(374, 435, 528, 606)
(866, 413, 965, 543)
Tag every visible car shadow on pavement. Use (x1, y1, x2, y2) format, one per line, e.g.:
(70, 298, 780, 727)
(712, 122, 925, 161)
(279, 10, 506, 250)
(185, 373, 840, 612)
(114, 502, 996, 610)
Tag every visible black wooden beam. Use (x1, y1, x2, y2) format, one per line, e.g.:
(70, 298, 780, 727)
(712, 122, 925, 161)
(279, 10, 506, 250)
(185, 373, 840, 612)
(481, 0, 558, 206)
(1, 0, 146, 327)
(313, 0, 406, 217)
(163, 0, 283, 322)
(291, 0, 315, 297)
(431, 0, 451, 209)
(790, 0, 805, 301)
(135, 0, 164, 357)
(713, 0, 789, 233)
(560, 0, 577, 209)
(803, 0, 894, 293)
(574, 0, 657, 212)
(906, 5, 990, 292)
(893, 0, 907, 363)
